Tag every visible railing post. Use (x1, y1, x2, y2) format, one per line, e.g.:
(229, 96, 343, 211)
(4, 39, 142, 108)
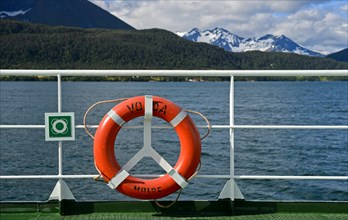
(219, 76, 244, 200)
(49, 74, 75, 202)
(58, 74, 63, 200)
(58, 74, 63, 182)
(230, 76, 235, 200)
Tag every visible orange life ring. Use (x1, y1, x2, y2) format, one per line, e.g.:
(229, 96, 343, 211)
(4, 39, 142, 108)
(94, 96, 201, 199)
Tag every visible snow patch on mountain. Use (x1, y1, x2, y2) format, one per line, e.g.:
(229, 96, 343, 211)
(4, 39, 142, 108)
(177, 28, 324, 57)
(0, 8, 31, 18)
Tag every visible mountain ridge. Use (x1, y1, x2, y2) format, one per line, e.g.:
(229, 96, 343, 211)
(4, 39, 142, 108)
(177, 28, 324, 57)
(1, 20, 347, 80)
(0, 0, 134, 30)
(326, 48, 348, 62)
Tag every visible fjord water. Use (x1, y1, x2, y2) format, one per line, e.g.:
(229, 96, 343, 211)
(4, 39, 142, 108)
(0, 81, 347, 201)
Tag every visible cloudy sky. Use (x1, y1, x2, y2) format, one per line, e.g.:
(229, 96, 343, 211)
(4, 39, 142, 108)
(89, 0, 347, 53)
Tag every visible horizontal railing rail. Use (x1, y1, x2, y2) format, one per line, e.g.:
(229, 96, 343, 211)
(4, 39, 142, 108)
(1, 69, 347, 77)
(1, 125, 348, 129)
(0, 69, 347, 201)
(1, 174, 347, 180)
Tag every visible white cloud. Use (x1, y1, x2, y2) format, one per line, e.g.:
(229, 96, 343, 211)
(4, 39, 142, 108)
(270, 5, 347, 52)
(89, 0, 348, 53)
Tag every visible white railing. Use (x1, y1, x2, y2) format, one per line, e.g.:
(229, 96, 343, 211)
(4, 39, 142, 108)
(0, 69, 348, 201)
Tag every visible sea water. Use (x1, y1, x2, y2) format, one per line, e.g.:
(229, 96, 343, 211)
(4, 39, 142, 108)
(0, 81, 347, 201)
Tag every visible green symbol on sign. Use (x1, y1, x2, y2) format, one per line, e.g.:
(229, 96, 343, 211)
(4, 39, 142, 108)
(49, 116, 71, 137)
(45, 113, 75, 141)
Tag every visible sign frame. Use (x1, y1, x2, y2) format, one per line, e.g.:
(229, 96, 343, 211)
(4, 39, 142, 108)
(45, 112, 75, 141)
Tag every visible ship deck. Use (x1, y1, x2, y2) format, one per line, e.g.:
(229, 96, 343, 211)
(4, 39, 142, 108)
(1, 200, 347, 220)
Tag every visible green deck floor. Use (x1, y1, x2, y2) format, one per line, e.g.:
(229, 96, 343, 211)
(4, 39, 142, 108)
(1, 200, 347, 220)
(2, 212, 348, 220)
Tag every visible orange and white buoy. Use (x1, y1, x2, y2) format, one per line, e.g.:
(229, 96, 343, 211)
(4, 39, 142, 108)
(93, 95, 201, 199)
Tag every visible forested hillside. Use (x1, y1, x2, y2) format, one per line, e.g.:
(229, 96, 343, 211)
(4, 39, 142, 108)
(326, 48, 348, 62)
(1, 20, 347, 80)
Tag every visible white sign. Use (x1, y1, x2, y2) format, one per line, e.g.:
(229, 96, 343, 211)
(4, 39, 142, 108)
(45, 112, 75, 141)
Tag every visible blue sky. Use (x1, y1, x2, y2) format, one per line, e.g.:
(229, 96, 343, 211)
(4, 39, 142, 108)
(89, 0, 347, 53)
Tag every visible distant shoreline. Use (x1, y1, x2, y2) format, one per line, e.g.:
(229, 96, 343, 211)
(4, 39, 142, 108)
(1, 76, 347, 81)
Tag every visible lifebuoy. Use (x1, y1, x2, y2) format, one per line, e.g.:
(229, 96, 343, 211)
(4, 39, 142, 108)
(93, 96, 201, 199)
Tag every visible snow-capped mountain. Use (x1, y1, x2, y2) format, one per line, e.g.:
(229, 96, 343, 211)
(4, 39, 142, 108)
(0, 0, 134, 30)
(177, 28, 324, 57)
